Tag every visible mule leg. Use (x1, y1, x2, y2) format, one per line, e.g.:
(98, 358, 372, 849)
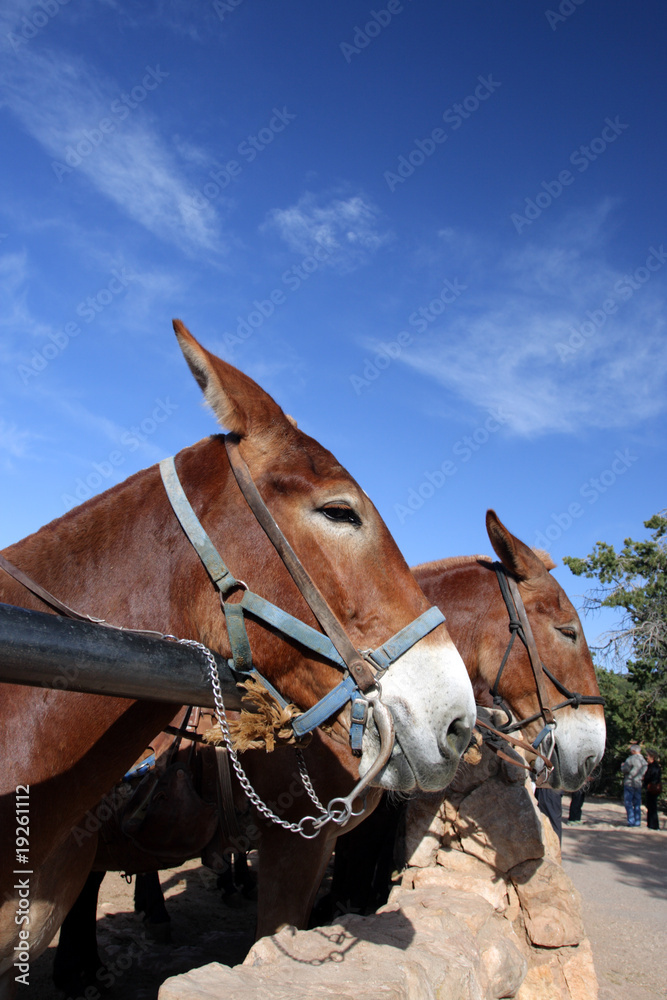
(134, 872, 171, 943)
(0, 969, 18, 1000)
(235, 852, 257, 900)
(52, 870, 106, 994)
(256, 829, 336, 937)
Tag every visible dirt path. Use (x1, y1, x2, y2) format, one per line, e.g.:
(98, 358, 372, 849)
(561, 794, 667, 1000)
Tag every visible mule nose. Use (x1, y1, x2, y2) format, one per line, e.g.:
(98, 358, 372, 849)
(439, 714, 472, 758)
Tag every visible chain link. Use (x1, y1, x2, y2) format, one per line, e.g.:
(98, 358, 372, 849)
(178, 638, 343, 839)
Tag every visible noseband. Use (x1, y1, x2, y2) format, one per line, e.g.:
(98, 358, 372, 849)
(489, 564, 605, 760)
(159, 436, 446, 759)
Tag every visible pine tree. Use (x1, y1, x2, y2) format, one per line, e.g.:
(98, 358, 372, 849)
(564, 513, 667, 689)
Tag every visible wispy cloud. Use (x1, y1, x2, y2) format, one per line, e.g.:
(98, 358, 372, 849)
(397, 205, 667, 436)
(0, 417, 42, 473)
(264, 192, 392, 272)
(0, 46, 221, 255)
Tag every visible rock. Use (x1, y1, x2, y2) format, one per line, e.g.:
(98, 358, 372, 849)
(539, 808, 562, 864)
(458, 777, 545, 872)
(435, 848, 497, 876)
(476, 918, 527, 998)
(514, 960, 570, 1000)
(503, 880, 521, 924)
(510, 858, 585, 948)
(560, 939, 598, 1000)
(160, 885, 533, 1000)
(404, 793, 460, 866)
(448, 738, 501, 794)
(405, 861, 509, 912)
(512, 941, 598, 1000)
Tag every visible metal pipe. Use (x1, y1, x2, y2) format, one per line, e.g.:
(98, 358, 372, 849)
(0, 602, 242, 709)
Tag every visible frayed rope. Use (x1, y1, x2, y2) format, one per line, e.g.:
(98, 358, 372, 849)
(203, 677, 311, 753)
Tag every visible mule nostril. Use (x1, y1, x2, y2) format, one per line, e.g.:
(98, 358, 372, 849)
(583, 753, 598, 775)
(441, 716, 472, 757)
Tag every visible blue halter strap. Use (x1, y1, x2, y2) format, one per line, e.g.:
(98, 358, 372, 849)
(159, 450, 446, 752)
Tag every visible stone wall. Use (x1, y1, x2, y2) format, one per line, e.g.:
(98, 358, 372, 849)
(159, 732, 598, 1000)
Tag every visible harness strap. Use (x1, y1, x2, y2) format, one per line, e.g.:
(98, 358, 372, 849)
(291, 675, 359, 737)
(0, 553, 169, 641)
(495, 567, 555, 726)
(366, 605, 445, 670)
(490, 563, 605, 740)
(160, 456, 242, 596)
(224, 436, 378, 694)
(159, 444, 448, 744)
(214, 745, 242, 844)
(475, 718, 554, 772)
(0, 552, 108, 626)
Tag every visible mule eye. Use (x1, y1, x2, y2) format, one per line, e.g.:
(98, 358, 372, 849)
(320, 503, 361, 526)
(558, 627, 577, 641)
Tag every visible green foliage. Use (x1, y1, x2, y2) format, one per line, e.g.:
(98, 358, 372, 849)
(564, 514, 667, 689)
(565, 514, 667, 797)
(592, 664, 667, 796)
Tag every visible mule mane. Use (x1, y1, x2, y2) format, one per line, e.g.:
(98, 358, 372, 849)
(413, 554, 493, 573)
(414, 549, 556, 574)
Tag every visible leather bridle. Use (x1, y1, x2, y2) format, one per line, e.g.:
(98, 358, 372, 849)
(488, 563, 605, 759)
(159, 435, 449, 761)
(0, 436, 454, 836)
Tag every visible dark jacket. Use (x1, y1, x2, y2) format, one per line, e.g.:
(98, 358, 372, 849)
(643, 761, 662, 792)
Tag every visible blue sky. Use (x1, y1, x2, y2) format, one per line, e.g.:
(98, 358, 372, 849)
(1, 0, 665, 662)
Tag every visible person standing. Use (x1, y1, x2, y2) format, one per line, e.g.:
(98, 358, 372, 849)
(568, 782, 588, 824)
(643, 751, 662, 830)
(621, 744, 648, 827)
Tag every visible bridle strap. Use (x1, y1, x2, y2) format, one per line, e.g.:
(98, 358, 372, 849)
(475, 718, 554, 774)
(491, 564, 604, 739)
(159, 442, 447, 748)
(504, 574, 556, 726)
(224, 436, 377, 693)
(0, 553, 167, 641)
(0, 552, 107, 625)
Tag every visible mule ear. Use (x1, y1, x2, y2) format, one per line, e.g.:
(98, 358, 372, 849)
(485, 509, 550, 582)
(173, 319, 288, 439)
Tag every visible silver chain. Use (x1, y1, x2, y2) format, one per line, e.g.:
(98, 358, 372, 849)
(178, 638, 342, 839)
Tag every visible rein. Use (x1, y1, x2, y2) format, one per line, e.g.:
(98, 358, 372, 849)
(486, 563, 605, 775)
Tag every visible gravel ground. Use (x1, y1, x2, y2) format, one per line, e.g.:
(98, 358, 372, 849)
(561, 794, 667, 1000)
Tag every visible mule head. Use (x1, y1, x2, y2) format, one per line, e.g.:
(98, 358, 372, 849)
(172, 321, 475, 792)
(486, 509, 605, 790)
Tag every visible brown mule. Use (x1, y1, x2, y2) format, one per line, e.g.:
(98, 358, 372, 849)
(0, 322, 474, 996)
(53, 510, 605, 984)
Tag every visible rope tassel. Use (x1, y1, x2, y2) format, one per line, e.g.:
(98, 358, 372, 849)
(203, 678, 309, 753)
